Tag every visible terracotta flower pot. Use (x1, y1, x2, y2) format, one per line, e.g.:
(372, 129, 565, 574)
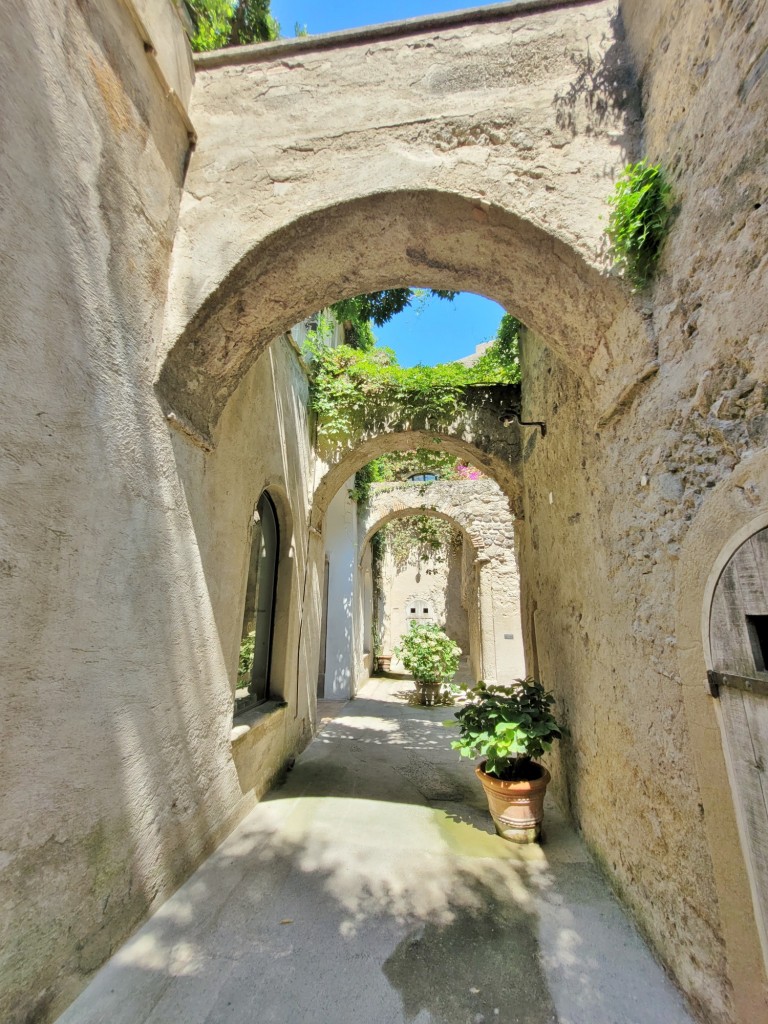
(414, 679, 442, 706)
(377, 654, 392, 673)
(475, 761, 551, 844)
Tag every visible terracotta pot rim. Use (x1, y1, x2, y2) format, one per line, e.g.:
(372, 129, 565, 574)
(476, 760, 550, 793)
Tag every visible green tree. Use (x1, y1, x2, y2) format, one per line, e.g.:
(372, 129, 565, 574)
(186, 0, 280, 52)
(329, 289, 457, 351)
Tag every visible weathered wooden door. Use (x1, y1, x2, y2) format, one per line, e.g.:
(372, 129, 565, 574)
(709, 527, 768, 967)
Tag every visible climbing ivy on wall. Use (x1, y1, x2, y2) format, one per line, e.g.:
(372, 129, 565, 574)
(387, 516, 460, 571)
(606, 160, 672, 289)
(305, 315, 522, 443)
(349, 451, 482, 505)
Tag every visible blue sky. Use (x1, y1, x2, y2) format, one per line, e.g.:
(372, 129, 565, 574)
(272, 0, 495, 35)
(270, 1, 508, 365)
(376, 292, 505, 367)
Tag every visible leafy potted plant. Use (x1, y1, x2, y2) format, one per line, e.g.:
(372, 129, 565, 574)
(446, 678, 563, 843)
(394, 622, 461, 705)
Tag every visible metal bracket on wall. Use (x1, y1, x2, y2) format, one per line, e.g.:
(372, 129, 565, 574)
(707, 669, 768, 699)
(500, 409, 547, 436)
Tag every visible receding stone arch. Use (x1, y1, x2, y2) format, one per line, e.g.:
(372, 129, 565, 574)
(359, 478, 515, 562)
(310, 403, 528, 530)
(364, 507, 479, 559)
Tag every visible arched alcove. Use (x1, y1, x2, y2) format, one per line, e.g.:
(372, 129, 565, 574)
(236, 491, 279, 712)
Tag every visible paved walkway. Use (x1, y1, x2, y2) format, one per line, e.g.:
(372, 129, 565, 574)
(57, 679, 697, 1024)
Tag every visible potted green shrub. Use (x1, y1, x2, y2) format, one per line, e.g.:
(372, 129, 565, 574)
(446, 678, 563, 843)
(394, 622, 462, 705)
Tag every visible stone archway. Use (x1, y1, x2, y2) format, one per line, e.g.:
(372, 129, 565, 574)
(158, 0, 651, 444)
(310, 402, 528, 530)
(359, 477, 515, 557)
(360, 478, 525, 684)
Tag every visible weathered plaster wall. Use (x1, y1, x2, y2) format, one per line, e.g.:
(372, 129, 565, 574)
(171, 332, 318, 779)
(0, 4, 311, 1022)
(322, 480, 369, 699)
(517, 3, 768, 1021)
(379, 535, 470, 666)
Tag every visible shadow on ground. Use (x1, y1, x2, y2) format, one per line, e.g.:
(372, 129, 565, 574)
(55, 680, 695, 1024)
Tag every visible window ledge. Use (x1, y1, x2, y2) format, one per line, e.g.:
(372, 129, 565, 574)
(231, 700, 288, 743)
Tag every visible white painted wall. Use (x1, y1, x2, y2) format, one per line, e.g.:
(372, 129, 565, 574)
(322, 479, 366, 698)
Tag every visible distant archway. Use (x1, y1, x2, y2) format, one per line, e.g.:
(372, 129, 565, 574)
(311, 415, 527, 530)
(359, 477, 515, 563)
(360, 479, 524, 684)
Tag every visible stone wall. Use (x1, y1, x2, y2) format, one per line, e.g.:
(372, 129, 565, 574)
(516, 2, 768, 1019)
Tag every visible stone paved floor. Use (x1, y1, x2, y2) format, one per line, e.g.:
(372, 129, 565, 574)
(57, 679, 697, 1024)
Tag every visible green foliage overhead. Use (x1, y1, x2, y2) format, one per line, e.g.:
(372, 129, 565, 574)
(606, 160, 671, 289)
(377, 450, 465, 482)
(394, 622, 462, 684)
(329, 289, 456, 352)
(305, 313, 522, 443)
(330, 289, 456, 331)
(307, 343, 512, 441)
(348, 459, 389, 504)
(446, 679, 563, 780)
(349, 450, 469, 504)
(472, 314, 521, 378)
(186, 0, 280, 51)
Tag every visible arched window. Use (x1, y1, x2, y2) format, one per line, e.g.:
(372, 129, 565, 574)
(407, 472, 439, 483)
(236, 491, 279, 713)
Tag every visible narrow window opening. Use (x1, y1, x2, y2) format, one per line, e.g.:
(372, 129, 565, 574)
(746, 615, 768, 673)
(410, 607, 416, 614)
(236, 492, 279, 715)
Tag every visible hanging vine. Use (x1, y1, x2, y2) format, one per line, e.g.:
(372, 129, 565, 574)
(305, 316, 522, 442)
(388, 516, 461, 572)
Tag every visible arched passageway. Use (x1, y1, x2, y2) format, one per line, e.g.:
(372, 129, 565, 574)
(311, 413, 526, 530)
(360, 478, 526, 684)
(158, 0, 650, 442)
(5, 1, 768, 1020)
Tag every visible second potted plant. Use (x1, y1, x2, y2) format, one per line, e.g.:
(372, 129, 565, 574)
(446, 678, 563, 843)
(394, 622, 461, 705)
